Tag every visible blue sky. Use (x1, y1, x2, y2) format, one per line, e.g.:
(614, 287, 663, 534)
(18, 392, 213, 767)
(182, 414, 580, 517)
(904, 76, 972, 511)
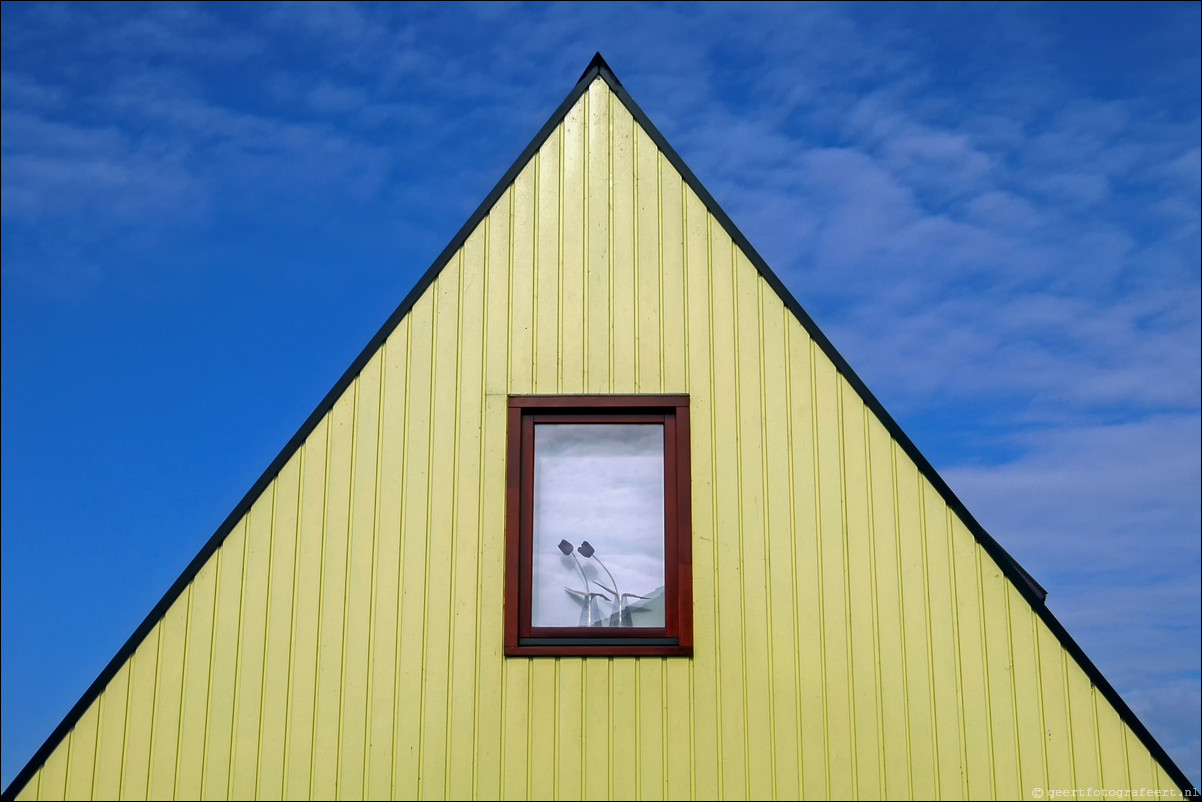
(2, 1, 1198, 789)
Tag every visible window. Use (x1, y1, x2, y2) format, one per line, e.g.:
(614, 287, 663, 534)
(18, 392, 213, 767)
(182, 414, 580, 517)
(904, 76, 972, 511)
(505, 395, 693, 656)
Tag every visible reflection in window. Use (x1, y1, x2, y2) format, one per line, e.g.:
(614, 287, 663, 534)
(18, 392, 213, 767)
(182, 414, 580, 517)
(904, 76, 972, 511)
(531, 424, 666, 628)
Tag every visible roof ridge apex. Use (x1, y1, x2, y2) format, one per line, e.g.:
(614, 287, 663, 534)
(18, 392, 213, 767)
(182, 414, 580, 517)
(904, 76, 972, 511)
(577, 51, 619, 86)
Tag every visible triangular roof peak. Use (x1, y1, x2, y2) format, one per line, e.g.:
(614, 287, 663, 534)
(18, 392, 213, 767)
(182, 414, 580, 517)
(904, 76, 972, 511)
(578, 51, 618, 84)
(3, 56, 1194, 800)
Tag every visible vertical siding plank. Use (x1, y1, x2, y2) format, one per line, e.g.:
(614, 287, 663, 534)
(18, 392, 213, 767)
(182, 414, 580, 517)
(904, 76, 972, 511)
(418, 263, 461, 801)
(120, 627, 159, 799)
(659, 153, 688, 392)
(257, 454, 302, 800)
(395, 297, 434, 800)
(367, 332, 405, 800)
(637, 660, 666, 800)
(839, 388, 882, 800)
(582, 661, 612, 799)
(1096, 698, 1131, 792)
(203, 528, 244, 800)
(284, 428, 328, 799)
(476, 206, 512, 796)
(1037, 622, 1075, 791)
(557, 96, 586, 394)
(682, 183, 719, 800)
(310, 392, 354, 800)
(527, 661, 557, 800)
(90, 664, 128, 799)
(339, 355, 383, 800)
(501, 662, 530, 801)
(30, 734, 68, 801)
(1066, 662, 1103, 788)
(447, 230, 487, 802)
(707, 210, 749, 802)
(951, 525, 993, 799)
(761, 295, 801, 801)
(176, 565, 217, 798)
(556, 661, 584, 801)
(791, 335, 827, 801)
(981, 548, 1022, 798)
(895, 453, 938, 797)
(1007, 585, 1049, 798)
(921, 484, 963, 796)
(612, 660, 638, 801)
(634, 126, 662, 394)
(508, 163, 536, 395)
(814, 358, 853, 798)
(64, 701, 100, 799)
(663, 661, 693, 799)
(586, 78, 612, 394)
(228, 495, 273, 799)
(534, 129, 562, 394)
(609, 97, 637, 393)
(733, 253, 774, 801)
(867, 417, 909, 799)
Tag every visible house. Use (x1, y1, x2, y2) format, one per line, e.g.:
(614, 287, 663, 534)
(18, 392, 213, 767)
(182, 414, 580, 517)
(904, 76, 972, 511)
(3, 54, 1193, 801)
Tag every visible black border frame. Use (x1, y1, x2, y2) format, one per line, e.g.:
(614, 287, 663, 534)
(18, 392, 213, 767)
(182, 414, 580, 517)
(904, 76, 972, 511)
(4, 53, 1194, 798)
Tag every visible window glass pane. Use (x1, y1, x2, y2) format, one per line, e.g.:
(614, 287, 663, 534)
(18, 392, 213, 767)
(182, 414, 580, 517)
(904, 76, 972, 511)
(531, 423, 666, 628)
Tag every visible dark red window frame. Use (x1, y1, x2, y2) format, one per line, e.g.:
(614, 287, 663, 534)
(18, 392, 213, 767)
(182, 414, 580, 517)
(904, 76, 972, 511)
(505, 395, 693, 657)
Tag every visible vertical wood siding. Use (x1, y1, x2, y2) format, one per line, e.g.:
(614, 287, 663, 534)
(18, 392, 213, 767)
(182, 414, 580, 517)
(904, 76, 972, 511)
(16, 78, 1185, 800)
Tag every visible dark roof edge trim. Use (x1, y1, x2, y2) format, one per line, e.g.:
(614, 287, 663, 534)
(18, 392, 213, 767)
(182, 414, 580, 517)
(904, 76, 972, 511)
(591, 62, 1195, 796)
(1, 55, 606, 802)
(5, 54, 1194, 799)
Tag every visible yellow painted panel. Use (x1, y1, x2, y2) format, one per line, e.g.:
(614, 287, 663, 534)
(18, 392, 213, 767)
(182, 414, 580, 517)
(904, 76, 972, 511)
(1007, 583, 1049, 798)
(658, 147, 688, 393)
(952, 524, 993, 799)
(556, 96, 585, 394)
(638, 659, 666, 799)
(845, 390, 887, 800)
(634, 122, 662, 393)
(533, 129, 561, 395)
(395, 297, 433, 800)
(610, 98, 637, 393)
(203, 523, 244, 800)
(14, 74, 1189, 802)
(895, 452, 939, 798)
(1037, 621, 1076, 791)
(761, 295, 802, 801)
(586, 78, 612, 394)
(120, 622, 158, 798)
(555, 660, 584, 800)
(228, 490, 272, 799)
(526, 660, 556, 800)
(30, 725, 67, 801)
(682, 182, 721, 800)
(176, 563, 217, 797)
(922, 483, 964, 798)
(338, 354, 383, 800)
(90, 663, 127, 799)
(256, 452, 301, 799)
(64, 698, 99, 799)
(366, 339, 404, 801)
(146, 588, 185, 797)
(815, 358, 855, 799)
(867, 416, 910, 799)
(982, 551, 1022, 798)
(447, 234, 487, 802)
(283, 427, 328, 799)
(582, 661, 611, 799)
(508, 163, 535, 394)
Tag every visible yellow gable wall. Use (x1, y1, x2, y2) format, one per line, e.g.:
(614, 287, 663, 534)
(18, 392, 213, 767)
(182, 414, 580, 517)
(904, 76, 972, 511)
(16, 78, 1184, 801)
